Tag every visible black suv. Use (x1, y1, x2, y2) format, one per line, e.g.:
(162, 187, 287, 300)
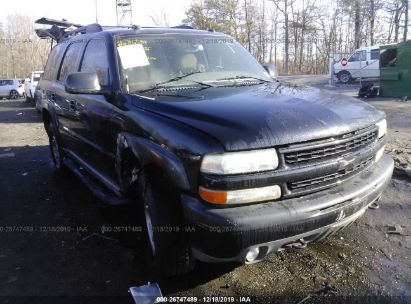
(37, 20, 394, 276)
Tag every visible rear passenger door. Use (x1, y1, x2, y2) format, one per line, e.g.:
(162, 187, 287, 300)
(52, 41, 84, 151)
(69, 38, 118, 182)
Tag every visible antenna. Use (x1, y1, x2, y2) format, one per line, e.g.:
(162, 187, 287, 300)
(116, 0, 133, 26)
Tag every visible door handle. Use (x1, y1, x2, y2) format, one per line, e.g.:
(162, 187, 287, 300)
(69, 100, 77, 111)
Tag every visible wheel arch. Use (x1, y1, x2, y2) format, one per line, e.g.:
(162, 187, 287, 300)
(42, 109, 52, 133)
(115, 133, 190, 194)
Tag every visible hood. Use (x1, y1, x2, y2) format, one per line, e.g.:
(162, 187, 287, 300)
(131, 83, 385, 151)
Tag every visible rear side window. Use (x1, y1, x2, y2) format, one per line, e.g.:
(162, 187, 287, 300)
(43, 44, 65, 81)
(58, 41, 83, 82)
(6, 80, 13, 85)
(80, 39, 109, 85)
(370, 49, 379, 60)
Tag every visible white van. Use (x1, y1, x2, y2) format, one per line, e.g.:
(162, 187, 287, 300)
(334, 46, 380, 83)
(24, 71, 44, 101)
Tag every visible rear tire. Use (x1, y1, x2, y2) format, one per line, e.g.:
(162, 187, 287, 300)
(47, 122, 67, 174)
(135, 171, 195, 276)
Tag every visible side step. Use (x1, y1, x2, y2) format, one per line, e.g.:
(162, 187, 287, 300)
(63, 157, 131, 206)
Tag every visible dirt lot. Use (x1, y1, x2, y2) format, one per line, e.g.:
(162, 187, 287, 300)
(0, 77, 410, 303)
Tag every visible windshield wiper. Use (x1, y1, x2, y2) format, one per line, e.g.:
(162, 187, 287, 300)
(213, 75, 271, 83)
(139, 71, 212, 93)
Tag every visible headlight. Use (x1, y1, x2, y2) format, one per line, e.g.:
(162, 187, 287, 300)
(201, 149, 279, 175)
(376, 119, 387, 138)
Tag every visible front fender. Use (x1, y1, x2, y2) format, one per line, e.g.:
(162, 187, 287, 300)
(115, 133, 190, 191)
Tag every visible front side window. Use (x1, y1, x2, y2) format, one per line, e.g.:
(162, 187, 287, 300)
(58, 41, 83, 82)
(348, 50, 366, 62)
(115, 34, 272, 93)
(80, 39, 109, 86)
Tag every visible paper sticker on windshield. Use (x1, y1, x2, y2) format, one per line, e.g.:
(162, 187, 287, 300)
(118, 44, 149, 69)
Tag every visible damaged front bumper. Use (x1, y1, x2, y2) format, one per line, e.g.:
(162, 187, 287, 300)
(181, 155, 394, 263)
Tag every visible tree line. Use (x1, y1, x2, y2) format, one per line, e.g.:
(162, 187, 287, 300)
(0, 15, 50, 79)
(0, 0, 409, 78)
(184, 0, 410, 74)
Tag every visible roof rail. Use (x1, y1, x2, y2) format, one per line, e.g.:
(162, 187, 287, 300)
(102, 25, 141, 30)
(171, 25, 194, 29)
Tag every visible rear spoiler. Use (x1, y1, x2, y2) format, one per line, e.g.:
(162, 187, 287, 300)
(34, 17, 102, 43)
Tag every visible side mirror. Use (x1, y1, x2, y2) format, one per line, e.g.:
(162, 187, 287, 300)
(263, 64, 278, 79)
(65, 72, 101, 94)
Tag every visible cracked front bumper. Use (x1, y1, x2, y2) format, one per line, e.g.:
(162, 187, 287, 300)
(181, 155, 394, 263)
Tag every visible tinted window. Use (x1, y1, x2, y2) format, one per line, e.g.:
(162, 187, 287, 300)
(43, 44, 65, 81)
(371, 49, 379, 60)
(380, 49, 397, 67)
(80, 39, 109, 85)
(58, 41, 82, 82)
(6, 80, 13, 85)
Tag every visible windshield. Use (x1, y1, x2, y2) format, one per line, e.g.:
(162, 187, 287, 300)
(115, 34, 272, 93)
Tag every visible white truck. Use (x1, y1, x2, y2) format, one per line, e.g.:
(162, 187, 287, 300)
(334, 46, 380, 83)
(24, 71, 44, 101)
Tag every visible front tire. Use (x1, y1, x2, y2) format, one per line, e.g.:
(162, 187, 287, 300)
(135, 171, 195, 276)
(338, 71, 352, 84)
(9, 90, 19, 99)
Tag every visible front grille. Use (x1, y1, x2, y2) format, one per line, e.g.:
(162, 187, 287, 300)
(283, 126, 378, 165)
(288, 156, 374, 191)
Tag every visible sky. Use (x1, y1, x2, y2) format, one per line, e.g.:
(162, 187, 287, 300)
(0, 0, 194, 27)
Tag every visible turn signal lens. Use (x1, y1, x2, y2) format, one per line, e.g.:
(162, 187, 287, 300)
(375, 146, 385, 163)
(199, 187, 227, 204)
(376, 119, 387, 138)
(199, 185, 281, 205)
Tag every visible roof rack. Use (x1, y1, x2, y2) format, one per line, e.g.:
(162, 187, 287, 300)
(35, 17, 103, 42)
(35, 17, 198, 43)
(62, 23, 103, 40)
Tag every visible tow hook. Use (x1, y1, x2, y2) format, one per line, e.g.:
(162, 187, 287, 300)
(368, 196, 381, 210)
(286, 238, 308, 250)
(368, 202, 380, 209)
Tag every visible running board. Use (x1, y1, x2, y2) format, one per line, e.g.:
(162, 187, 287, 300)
(63, 157, 131, 206)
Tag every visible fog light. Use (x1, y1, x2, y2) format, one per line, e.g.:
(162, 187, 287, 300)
(375, 146, 385, 162)
(245, 247, 260, 262)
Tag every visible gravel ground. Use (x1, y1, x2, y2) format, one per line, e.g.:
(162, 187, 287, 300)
(0, 79, 410, 304)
